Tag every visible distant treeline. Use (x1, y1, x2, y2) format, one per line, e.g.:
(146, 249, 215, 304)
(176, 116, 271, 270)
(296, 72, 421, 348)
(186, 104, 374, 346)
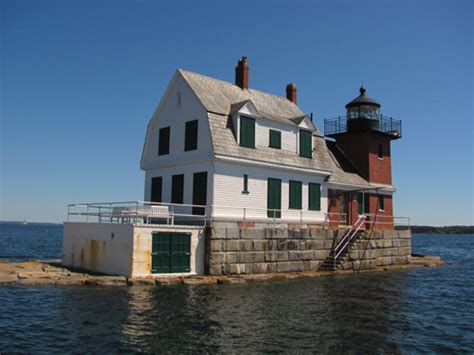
(409, 225, 474, 234)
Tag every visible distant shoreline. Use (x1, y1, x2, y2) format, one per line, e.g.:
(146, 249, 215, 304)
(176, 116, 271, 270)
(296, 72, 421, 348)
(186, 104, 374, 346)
(410, 225, 474, 234)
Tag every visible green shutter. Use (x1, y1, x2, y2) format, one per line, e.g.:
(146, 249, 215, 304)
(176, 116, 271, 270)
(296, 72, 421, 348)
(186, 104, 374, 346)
(184, 120, 198, 151)
(192, 171, 207, 215)
(151, 177, 162, 202)
(151, 233, 171, 273)
(170, 233, 191, 273)
(269, 129, 281, 149)
(158, 127, 170, 155)
(308, 183, 321, 211)
(289, 181, 302, 209)
(267, 178, 281, 218)
(299, 129, 312, 158)
(240, 116, 255, 148)
(358, 193, 364, 215)
(171, 174, 184, 204)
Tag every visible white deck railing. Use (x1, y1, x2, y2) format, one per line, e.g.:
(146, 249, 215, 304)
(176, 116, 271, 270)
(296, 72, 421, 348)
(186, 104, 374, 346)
(66, 201, 410, 229)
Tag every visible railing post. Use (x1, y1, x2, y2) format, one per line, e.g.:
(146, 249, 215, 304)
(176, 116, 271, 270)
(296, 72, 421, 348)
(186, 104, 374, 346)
(171, 205, 175, 225)
(243, 207, 246, 221)
(300, 210, 303, 226)
(98, 206, 102, 223)
(109, 203, 112, 223)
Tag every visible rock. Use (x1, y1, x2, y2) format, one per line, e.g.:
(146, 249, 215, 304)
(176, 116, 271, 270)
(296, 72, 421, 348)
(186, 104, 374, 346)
(217, 277, 246, 284)
(86, 276, 127, 286)
(55, 276, 88, 286)
(0, 274, 18, 285)
(19, 277, 57, 286)
(127, 278, 155, 286)
(182, 277, 217, 285)
(154, 276, 183, 286)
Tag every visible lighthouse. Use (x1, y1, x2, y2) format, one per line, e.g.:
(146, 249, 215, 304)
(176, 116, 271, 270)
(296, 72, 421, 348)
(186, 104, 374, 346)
(324, 87, 402, 229)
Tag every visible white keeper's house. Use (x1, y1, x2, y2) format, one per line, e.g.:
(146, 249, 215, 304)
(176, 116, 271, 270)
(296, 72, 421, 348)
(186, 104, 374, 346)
(140, 56, 400, 228)
(64, 57, 409, 278)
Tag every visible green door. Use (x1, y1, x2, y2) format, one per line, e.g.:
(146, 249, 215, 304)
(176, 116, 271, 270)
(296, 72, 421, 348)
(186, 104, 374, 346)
(267, 178, 282, 218)
(151, 232, 191, 273)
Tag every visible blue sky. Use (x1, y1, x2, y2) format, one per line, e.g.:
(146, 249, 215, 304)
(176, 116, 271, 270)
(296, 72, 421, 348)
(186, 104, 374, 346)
(1, 0, 473, 225)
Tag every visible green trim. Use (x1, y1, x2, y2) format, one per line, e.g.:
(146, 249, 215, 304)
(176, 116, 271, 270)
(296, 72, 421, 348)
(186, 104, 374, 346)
(269, 129, 281, 149)
(184, 120, 198, 151)
(267, 178, 281, 218)
(299, 129, 312, 158)
(158, 127, 170, 155)
(240, 116, 255, 148)
(289, 180, 302, 209)
(308, 183, 321, 211)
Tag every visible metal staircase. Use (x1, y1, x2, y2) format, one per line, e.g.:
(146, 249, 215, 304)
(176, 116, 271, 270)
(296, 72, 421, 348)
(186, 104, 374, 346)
(320, 215, 366, 271)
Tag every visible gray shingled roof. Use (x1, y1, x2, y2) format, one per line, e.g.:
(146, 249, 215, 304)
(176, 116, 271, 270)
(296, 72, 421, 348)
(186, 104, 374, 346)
(179, 69, 306, 126)
(208, 112, 333, 172)
(180, 69, 387, 188)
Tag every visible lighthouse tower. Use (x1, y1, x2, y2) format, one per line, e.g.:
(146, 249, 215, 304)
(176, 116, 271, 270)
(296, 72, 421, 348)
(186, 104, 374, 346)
(325, 87, 402, 229)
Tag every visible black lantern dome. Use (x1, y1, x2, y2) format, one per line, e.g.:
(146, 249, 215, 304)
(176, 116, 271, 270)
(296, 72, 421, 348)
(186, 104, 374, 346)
(345, 86, 381, 132)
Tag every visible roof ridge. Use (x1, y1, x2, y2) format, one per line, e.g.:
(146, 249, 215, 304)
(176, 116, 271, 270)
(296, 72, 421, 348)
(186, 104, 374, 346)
(178, 68, 295, 104)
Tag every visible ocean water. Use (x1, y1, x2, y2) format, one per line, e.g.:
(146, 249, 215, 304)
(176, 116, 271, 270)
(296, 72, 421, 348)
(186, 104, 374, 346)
(0, 222, 473, 353)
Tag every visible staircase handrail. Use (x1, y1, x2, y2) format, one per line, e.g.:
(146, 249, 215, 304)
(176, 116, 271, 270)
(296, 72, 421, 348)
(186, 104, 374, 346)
(333, 215, 366, 262)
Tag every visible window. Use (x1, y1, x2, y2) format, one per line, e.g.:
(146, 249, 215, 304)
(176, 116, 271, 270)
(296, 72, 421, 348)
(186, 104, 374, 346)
(192, 172, 207, 215)
(269, 129, 281, 149)
(299, 129, 312, 158)
(357, 193, 364, 215)
(158, 127, 170, 156)
(171, 174, 184, 204)
(184, 120, 198, 151)
(308, 183, 321, 211)
(151, 177, 162, 202)
(267, 178, 282, 218)
(177, 92, 182, 107)
(242, 174, 249, 193)
(378, 195, 385, 211)
(289, 180, 302, 209)
(240, 116, 255, 148)
(378, 143, 383, 159)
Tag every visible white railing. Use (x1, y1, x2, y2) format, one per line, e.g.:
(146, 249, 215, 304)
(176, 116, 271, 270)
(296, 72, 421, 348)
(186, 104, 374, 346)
(67, 201, 210, 226)
(364, 214, 410, 230)
(333, 215, 367, 268)
(66, 201, 410, 230)
(67, 201, 348, 227)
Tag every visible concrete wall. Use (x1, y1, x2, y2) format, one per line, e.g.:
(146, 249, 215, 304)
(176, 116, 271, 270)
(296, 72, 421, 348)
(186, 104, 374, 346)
(63, 222, 134, 276)
(63, 223, 205, 277)
(206, 222, 411, 275)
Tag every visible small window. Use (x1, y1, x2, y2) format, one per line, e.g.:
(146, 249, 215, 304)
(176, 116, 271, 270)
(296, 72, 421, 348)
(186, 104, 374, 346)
(308, 183, 321, 211)
(289, 180, 302, 209)
(378, 143, 383, 159)
(378, 195, 385, 211)
(171, 174, 184, 204)
(269, 129, 281, 149)
(158, 127, 170, 156)
(240, 116, 255, 148)
(177, 92, 182, 107)
(299, 129, 312, 158)
(184, 120, 198, 151)
(242, 174, 249, 193)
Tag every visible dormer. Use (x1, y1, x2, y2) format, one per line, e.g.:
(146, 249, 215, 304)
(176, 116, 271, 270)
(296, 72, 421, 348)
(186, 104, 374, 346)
(230, 100, 262, 149)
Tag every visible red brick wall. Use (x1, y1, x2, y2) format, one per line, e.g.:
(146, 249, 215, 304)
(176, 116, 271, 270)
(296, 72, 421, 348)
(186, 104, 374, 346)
(365, 194, 394, 230)
(334, 132, 392, 185)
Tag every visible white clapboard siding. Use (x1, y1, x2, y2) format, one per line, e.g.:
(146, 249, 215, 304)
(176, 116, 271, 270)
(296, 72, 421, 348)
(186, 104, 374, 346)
(255, 118, 298, 152)
(212, 161, 328, 222)
(144, 162, 214, 210)
(141, 72, 213, 170)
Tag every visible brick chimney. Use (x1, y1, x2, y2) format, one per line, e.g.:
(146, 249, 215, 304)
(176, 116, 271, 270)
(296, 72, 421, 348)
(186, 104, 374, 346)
(235, 56, 249, 90)
(286, 83, 297, 104)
